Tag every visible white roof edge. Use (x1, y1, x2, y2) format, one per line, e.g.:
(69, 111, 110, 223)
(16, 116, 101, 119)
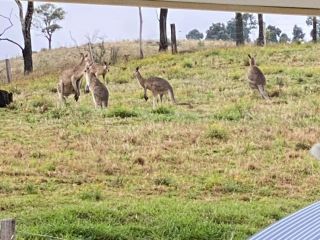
(32, 0, 320, 15)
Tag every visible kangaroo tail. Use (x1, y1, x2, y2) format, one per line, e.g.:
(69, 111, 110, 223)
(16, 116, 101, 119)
(168, 87, 176, 104)
(257, 85, 269, 100)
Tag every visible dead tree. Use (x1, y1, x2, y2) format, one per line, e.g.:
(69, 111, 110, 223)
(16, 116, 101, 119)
(159, 8, 168, 52)
(138, 7, 143, 59)
(0, 1, 34, 74)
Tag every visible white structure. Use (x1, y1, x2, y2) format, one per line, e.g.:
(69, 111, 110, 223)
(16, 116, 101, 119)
(33, 0, 320, 15)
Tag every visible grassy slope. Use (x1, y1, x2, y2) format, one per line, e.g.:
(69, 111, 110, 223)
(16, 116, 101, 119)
(0, 43, 320, 240)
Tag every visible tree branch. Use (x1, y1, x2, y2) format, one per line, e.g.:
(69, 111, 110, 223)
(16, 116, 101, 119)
(69, 31, 79, 47)
(15, 0, 26, 42)
(0, 10, 14, 37)
(0, 37, 23, 50)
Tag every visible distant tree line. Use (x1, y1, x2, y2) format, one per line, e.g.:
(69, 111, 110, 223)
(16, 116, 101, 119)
(186, 13, 317, 46)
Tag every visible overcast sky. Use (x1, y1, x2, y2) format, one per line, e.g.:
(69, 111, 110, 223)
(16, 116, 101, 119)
(0, 0, 312, 60)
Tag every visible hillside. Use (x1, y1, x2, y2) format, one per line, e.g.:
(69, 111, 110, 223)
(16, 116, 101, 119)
(0, 41, 320, 240)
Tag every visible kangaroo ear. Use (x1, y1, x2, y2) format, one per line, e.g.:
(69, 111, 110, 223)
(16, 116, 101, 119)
(136, 66, 140, 71)
(248, 54, 252, 59)
(104, 61, 107, 65)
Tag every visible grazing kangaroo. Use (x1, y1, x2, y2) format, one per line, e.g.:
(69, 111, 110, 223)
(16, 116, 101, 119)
(134, 67, 176, 109)
(84, 61, 110, 93)
(57, 53, 90, 103)
(247, 54, 269, 100)
(84, 63, 109, 108)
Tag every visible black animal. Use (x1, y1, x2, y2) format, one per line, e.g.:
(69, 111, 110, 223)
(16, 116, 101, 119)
(0, 90, 13, 107)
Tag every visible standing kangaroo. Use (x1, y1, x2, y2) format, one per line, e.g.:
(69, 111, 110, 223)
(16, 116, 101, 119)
(84, 61, 110, 93)
(84, 63, 109, 108)
(95, 61, 110, 81)
(247, 54, 269, 100)
(57, 53, 89, 103)
(134, 66, 176, 109)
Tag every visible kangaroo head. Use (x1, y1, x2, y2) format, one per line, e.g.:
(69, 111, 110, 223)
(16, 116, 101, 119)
(134, 66, 140, 77)
(84, 62, 95, 75)
(248, 54, 256, 66)
(79, 53, 90, 66)
(103, 61, 111, 72)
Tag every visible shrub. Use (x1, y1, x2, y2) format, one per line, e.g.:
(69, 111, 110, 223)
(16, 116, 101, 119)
(107, 106, 138, 118)
(206, 124, 228, 141)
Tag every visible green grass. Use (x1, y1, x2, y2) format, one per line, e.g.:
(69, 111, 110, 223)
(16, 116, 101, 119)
(1, 43, 320, 239)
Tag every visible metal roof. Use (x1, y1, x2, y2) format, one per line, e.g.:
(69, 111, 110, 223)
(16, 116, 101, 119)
(32, 0, 320, 15)
(250, 201, 320, 240)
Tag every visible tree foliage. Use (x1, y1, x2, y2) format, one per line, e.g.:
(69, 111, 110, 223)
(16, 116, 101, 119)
(205, 14, 256, 42)
(226, 13, 257, 42)
(266, 25, 282, 43)
(34, 3, 66, 49)
(186, 29, 204, 40)
(205, 23, 229, 40)
(292, 25, 305, 42)
(279, 33, 290, 43)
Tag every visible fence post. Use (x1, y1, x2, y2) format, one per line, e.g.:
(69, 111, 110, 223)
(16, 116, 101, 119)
(0, 219, 16, 240)
(170, 24, 178, 54)
(5, 59, 12, 84)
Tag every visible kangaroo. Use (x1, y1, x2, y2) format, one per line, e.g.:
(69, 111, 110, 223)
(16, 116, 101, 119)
(84, 63, 109, 108)
(247, 54, 269, 100)
(134, 66, 176, 109)
(57, 53, 90, 103)
(84, 61, 110, 93)
(96, 61, 110, 81)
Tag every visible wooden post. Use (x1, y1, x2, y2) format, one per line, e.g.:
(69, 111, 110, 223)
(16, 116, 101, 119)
(0, 219, 16, 240)
(170, 24, 177, 54)
(5, 59, 12, 84)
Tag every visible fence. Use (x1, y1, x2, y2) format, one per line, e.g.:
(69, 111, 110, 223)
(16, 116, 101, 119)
(0, 219, 64, 240)
(1, 59, 12, 84)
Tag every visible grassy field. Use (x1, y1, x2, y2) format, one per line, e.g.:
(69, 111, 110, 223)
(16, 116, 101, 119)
(0, 42, 320, 240)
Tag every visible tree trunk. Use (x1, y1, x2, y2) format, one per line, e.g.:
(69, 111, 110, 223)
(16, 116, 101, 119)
(159, 8, 168, 52)
(170, 24, 177, 54)
(257, 14, 264, 46)
(312, 16, 317, 43)
(48, 36, 52, 50)
(235, 12, 244, 46)
(139, 7, 143, 59)
(23, 2, 34, 74)
(22, 45, 32, 74)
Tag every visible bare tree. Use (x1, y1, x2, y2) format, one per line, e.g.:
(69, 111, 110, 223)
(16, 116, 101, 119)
(159, 8, 168, 52)
(0, 1, 34, 74)
(257, 14, 264, 46)
(138, 7, 143, 59)
(235, 12, 244, 46)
